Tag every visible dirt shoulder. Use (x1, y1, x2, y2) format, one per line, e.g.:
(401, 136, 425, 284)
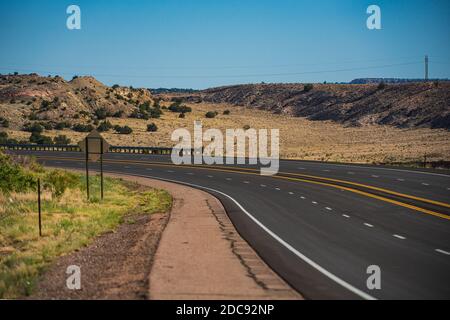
(30, 173, 302, 300)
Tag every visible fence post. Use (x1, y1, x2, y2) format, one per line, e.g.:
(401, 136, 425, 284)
(38, 178, 42, 237)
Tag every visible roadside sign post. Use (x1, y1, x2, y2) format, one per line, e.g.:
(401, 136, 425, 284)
(78, 130, 110, 201)
(100, 139, 104, 199)
(37, 178, 42, 237)
(85, 137, 90, 200)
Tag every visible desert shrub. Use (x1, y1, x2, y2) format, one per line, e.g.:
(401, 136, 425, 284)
(72, 123, 94, 132)
(179, 113, 185, 118)
(43, 169, 78, 199)
(39, 122, 53, 130)
(97, 120, 113, 132)
(0, 117, 9, 128)
(377, 82, 386, 90)
(23, 123, 44, 133)
(205, 111, 218, 118)
(223, 110, 230, 115)
(243, 124, 251, 130)
(114, 125, 133, 134)
(53, 135, 71, 145)
(147, 123, 158, 132)
(94, 107, 108, 120)
(303, 83, 314, 92)
(112, 110, 124, 118)
(168, 103, 191, 113)
(29, 132, 53, 145)
(54, 121, 70, 130)
(0, 152, 36, 194)
(40, 100, 51, 110)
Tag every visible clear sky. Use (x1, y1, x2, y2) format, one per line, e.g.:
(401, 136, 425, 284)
(0, 0, 449, 89)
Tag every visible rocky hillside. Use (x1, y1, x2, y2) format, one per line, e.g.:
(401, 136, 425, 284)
(0, 73, 154, 129)
(181, 82, 450, 129)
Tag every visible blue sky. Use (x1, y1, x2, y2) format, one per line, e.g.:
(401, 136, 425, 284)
(0, 0, 449, 89)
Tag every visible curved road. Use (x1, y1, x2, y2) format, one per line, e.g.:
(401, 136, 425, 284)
(12, 151, 450, 299)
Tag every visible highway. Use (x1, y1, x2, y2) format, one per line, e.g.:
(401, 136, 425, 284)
(10, 150, 450, 300)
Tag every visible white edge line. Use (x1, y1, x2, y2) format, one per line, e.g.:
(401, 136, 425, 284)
(393, 234, 406, 240)
(435, 249, 450, 255)
(136, 173, 376, 300)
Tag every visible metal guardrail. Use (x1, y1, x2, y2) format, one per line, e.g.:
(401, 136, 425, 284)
(0, 143, 81, 152)
(0, 143, 199, 155)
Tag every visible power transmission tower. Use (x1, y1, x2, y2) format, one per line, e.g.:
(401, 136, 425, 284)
(425, 55, 429, 81)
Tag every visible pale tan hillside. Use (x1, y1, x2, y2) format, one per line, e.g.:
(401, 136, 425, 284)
(5, 101, 450, 164)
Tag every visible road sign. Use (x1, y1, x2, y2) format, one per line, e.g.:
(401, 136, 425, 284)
(78, 130, 110, 162)
(78, 130, 110, 200)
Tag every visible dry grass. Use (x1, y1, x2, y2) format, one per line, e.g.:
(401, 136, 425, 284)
(5, 102, 450, 164)
(0, 174, 172, 298)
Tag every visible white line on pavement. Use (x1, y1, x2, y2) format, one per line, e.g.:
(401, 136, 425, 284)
(435, 249, 450, 255)
(393, 234, 406, 240)
(364, 223, 374, 228)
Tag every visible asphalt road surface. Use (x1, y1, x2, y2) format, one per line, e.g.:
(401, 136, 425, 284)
(10, 150, 450, 300)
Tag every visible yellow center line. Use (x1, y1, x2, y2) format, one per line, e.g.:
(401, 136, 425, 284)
(36, 156, 450, 220)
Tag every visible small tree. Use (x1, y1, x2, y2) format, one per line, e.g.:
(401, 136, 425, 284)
(147, 123, 158, 132)
(97, 120, 113, 132)
(377, 82, 386, 90)
(223, 110, 230, 115)
(53, 135, 71, 145)
(95, 107, 108, 120)
(115, 125, 133, 134)
(205, 111, 218, 118)
(303, 83, 314, 92)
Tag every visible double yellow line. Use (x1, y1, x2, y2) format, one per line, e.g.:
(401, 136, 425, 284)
(37, 156, 450, 221)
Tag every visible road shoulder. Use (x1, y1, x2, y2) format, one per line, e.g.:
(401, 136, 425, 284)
(124, 175, 302, 300)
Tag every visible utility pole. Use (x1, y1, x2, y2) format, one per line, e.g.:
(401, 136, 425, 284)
(425, 55, 429, 81)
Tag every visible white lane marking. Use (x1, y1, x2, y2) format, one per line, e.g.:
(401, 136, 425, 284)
(325, 207, 332, 211)
(226, 177, 232, 180)
(297, 167, 305, 170)
(124, 166, 131, 169)
(421, 183, 429, 186)
(260, 184, 266, 187)
(55, 161, 62, 164)
(136, 174, 376, 300)
(342, 214, 350, 218)
(146, 168, 152, 171)
(186, 172, 194, 175)
(166, 170, 174, 173)
(288, 192, 294, 195)
(275, 187, 281, 191)
(393, 234, 406, 240)
(363, 223, 374, 228)
(207, 175, 213, 178)
(243, 181, 250, 184)
(435, 249, 450, 256)
(347, 172, 355, 175)
(397, 178, 404, 182)
(300, 196, 306, 199)
(447, 187, 450, 191)
(371, 175, 379, 178)
(322, 169, 331, 172)
(312, 201, 318, 205)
